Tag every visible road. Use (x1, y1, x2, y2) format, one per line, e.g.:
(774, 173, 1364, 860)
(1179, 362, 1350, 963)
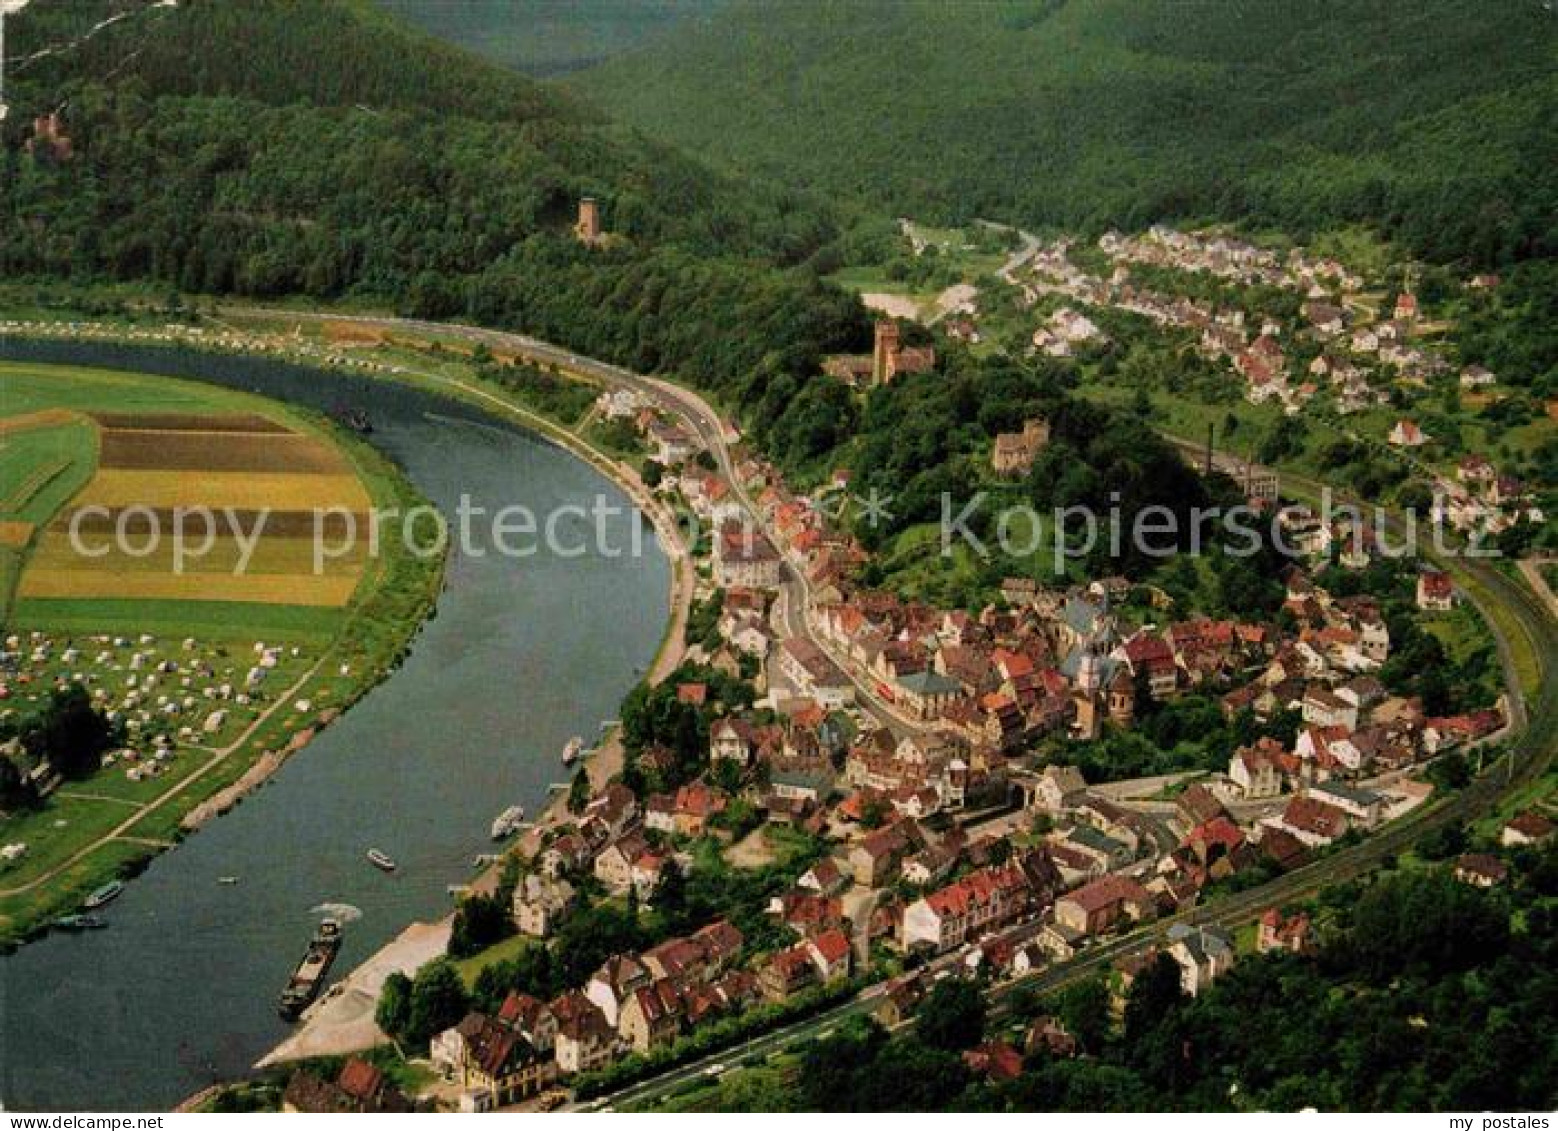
(225, 307, 1556, 1112)
(223, 307, 930, 737)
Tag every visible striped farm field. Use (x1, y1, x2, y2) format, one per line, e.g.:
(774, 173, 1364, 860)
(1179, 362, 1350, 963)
(1, 361, 383, 627)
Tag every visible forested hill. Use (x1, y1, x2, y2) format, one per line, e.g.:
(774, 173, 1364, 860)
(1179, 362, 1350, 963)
(574, 0, 1558, 267)
(1, 0, 868, 413)
(377, 0, 720, 77)
(10, 0, 584, 125)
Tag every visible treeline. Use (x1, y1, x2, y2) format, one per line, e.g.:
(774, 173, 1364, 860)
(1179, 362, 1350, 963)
(577, 0, 1558, 269)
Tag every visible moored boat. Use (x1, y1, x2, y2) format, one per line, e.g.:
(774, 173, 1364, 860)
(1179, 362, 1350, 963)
(277, 918, 343, 1020)
(53, 914, 108, 931)
(82, 880, 125, 910)
(366, 848, 397, 872)
(490, 805, 525, 840)
(561, 736, 585, 765)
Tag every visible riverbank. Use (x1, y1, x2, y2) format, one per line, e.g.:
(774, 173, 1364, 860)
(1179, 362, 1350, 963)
(0, 352, 448, 944)
(256, 918, 452, 1068)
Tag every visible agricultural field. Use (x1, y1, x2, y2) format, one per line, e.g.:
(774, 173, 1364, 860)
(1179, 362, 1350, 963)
(0, 360, 444, 938)
(2, 362, 373, 629)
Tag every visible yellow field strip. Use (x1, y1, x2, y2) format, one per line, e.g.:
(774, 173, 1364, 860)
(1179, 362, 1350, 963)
(17, 569, 360, 606)
(75, 470, 372, 511)
(0, 408, 80, 435)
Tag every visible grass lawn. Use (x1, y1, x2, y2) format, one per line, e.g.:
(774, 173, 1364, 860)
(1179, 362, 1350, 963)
(452, 932, 539, 986)
(0, 419, 98, 524)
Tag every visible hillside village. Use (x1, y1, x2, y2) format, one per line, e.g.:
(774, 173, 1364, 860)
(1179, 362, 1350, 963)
(393, 341, 1519, 1109)
(1004, 226, 1546, 542)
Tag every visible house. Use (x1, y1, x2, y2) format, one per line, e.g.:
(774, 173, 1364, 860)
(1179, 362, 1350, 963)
(875, 973, 928, 1027)
(1416, 570, 1454, 611)
(1053, 874, 1154, 936)
(1308, 781, 1384, 828)
(1266, 795, 1351, 847)
(1302, 688, 1359, 731)
(539, 833, 592, 879)
(1175, 783, 1229, 828)
(511, 873, 576, 939)
(849, 820, 924, 887)
(594, 832, 652, 895)
(797, 856, 850, 896)
(497, 992, 557, 1052)
(1166, 923, 1234, 996)
(777, 639, 854, 708)
(619, 979, 685, 1053)
(1296, 724, 1364, 774)
(645, 418, 696, 465)
(1025, 1017, 1079, 1060)
(714, 522, 782, 589)
(585, 955, 651, 1028)
(550, 992, 617, 1076)
(435, 1013, 551, 1110)
(1453, 853, 1508, 888)
(1388, 419, 1429, 448)
(806, 928, 854, 981)
(1501, 810, 1555, 848)
(284, 1058, 411, 1114)
(1256, 908, 1313, 955)
(710, 718, 754, 766)
(1031, 763, 1087, 811)
(963, 1041, 1024, 1082)
(759, 943, 819, 1003)
(1229, 741, 1283, 799)
(901, 862, 1033, 953)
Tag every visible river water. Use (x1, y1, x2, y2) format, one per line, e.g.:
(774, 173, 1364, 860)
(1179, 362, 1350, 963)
(0, 341, 670, 1110)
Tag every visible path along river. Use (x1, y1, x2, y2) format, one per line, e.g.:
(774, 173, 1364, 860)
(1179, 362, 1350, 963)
(0, 341, 670, 1110)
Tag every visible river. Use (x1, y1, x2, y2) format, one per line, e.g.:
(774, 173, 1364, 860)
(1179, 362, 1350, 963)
(0, 341, 671, 1111)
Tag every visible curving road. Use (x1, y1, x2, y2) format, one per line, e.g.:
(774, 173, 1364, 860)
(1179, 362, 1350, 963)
(222, 307, 1557, 1111)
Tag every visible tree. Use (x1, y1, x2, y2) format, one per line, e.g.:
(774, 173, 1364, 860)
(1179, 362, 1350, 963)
(1053, 976, 1111, 1054)
(652, 857, 689, 930)
(22, 685, 116, 779)
(404, 959, 470, 1048)
(375, 971, 413, 1043)
(567, 767, 591, 814)
(449, 891, 513, 958)
(916, 979, 986, 1052)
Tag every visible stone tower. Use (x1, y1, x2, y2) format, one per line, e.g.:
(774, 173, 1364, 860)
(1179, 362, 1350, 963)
(575, 196, 601, 245)
(1107, 666, 1135, 726)
(871, 320, 901, 386)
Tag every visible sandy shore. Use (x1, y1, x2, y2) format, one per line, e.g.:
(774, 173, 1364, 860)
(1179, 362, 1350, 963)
(257, 918, 452, 1068)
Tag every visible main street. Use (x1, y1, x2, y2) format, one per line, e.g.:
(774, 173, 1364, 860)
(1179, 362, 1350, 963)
(225, 306, 1557, 1112)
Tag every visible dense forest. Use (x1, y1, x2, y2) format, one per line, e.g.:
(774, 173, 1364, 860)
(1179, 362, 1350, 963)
(576, 0, 1558, 268)
(379, 0, 719, 76)
(0, 0, 869, 414)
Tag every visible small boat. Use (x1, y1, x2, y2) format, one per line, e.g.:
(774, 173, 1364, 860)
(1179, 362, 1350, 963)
(82, 880, 125, 910)
(277, 918, 343, 1020)
(53, 914, 108, 931)
(217, 876, 240, 886)
(490, 805, 526, 840)
(366, 848, 397, 872)
(561, 736, 585, 765)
